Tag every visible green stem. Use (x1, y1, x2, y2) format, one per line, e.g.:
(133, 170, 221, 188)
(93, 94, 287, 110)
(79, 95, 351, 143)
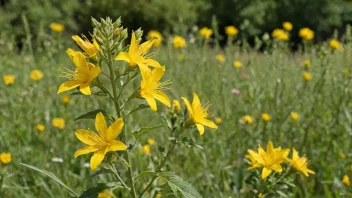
(109, 163, 130, 190)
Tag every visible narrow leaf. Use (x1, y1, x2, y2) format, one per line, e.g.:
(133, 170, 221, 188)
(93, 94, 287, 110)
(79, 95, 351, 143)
(74, 109, 108, 121)
(79, 183, 109, 198)
(132, 125, 165, 139)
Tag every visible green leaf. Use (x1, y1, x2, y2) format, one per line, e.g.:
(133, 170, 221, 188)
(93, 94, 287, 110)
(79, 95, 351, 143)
(74, 109, 108, 121)
(158, 172, 202, 198)
(20, 163, 78, 196)
(125, 104, 149, 118)
(132, 124, 165, 139)
(79, 183, 109, 198)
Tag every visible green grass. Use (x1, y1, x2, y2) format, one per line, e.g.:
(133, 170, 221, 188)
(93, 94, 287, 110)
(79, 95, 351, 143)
(1, 32, 352, 198)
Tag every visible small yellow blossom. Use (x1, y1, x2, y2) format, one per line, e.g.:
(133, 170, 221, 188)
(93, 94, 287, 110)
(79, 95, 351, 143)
(178, 54, 185, 61)
(98, 189, 113, 198)
(199, 27, 213, 39)
(282, 22, 293, 31)
(30, 69, 44, 81)
(233, 61, 242, 68)
(258, 193, 264, 198)
(343, 175, 350, 186)
(240, 115, 254, 124)
(299, 28, 314, 40)
(173, 100, 181, 112)
(173, 36, 187, 48)
(225, 26, 239, 37)
(36, 124, 45, 132)
(339, 152, 347, 159)
(3, 75, 14, 85)
(141, 145, 151, 156)
(50, 22, 64, 33)
(290, 112, 300, 121)
(303, 60, 311, 68)
(62, 95, 70, 104)
(147, 138, 155, 145)
(272, 29, 289, 41)
(216, 54, 225, 63)
(0, 153, 12, 164)
(182, 93, 218, 135)
(344, 68, 349, 76)
(156, 193, 162, 198)
(52, 118, 65, 129)
(303, 72, 312, 81)
(215, 117, 223, 124)
(329, 39, 342, 50)
(72, 35, 100, 58)
(147, 30, 163, 47)
(288, 148, 315, 177)
(261, 113, 271, 122)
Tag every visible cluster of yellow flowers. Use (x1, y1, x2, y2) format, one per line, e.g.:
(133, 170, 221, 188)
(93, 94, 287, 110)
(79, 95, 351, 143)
(271, 22, 292, 41)
(299, 27, 314, 40)
(246, 141, 315, 179)
(215, 55, 244, 69)
(0, 152, 11, 164)
(239, 112, 301, 125)
(140, 138, 155, 156)
(199, 27, 213, 39)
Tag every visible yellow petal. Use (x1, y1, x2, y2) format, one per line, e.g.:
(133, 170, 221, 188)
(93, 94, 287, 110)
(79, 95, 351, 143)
(145, 96, 157, 112)
(196, 124, 205, 135)
(262, 167, 272, 179)
(107, 140, 128, 151)
(88, 66, 101, 82)
(129, 32, 137, 54)
(57, 80, 81, 94)
(143, 58, 161, 68)
(75, 129, 104, 145)
(181, 97, 193, 117)
(267, 141, 274, 154)
(115, 52, 131, 63)
(139, 39, 155, 54)
(292, 148, 299, 161)
(271, 164, 283, 172)
(79, 83, 91, 95)
(154, 91, 171, 107)
(74, 145, 101, 158)
(93, 39, 100, 50)
(95, 112, 107, 140)
(139, 63, 151, 81)
(72, 50, 87, 68)
(151, 66, 165, 81)
(90, 149, 106, 171)
(107, 118, 124, 141)
(191, 92, 201, 110)
(199, 118, 218, 129)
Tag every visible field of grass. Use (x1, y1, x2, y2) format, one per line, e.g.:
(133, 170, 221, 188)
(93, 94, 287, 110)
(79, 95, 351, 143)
(1, 18, 352, 198)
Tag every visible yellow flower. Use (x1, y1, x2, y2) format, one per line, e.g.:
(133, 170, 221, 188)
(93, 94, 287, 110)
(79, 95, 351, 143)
(199, 27, 213, 39)
(282, 22, 293, 31)
(225, 26, 239, 37)
(215, 117, 223, 124)
(0, 153, 11, 164)
(36, 124, 45, 132)
(233, 61, 242, 68)
(216, 54, 225, 63)
(52, 118, 65, 129)
(115, 32, 161, 68)
(173, 100, 181, 112)
(240, 115, 254, 124)
(343, 175, 351, 186)
(303, 72, 312, 81)
(181, 93, 218, 135)
(329, 39, 342, 50)
(50, 22, 64, 33)
(178, 54, 185, 61)
(173, 36, 187, 48)
(156, 193, 162, 198)
(57, 49, 101, 95)
(147, 138, 155, 145)
(62, 95, 70, 104)
(261, 113, 270, 122)
(72, 35, 100, 58)
(139, 65, 171, 112)
(30, 69, 44, 81)
(247, 141, 290, 179)
(290, 112, 300, 121)
(74, 112, 127, 171)
(147, 30, 163, 47)
(288, 148, 315, 177)
(339, 152, 346, 159)
(3, 75, 14, 85)
(303, 60, 311, 68)
(98, 189, 113, 198)
(299, 28, 314, 40)
(141, 145, 151, 156)
(271, 29, 289, 41)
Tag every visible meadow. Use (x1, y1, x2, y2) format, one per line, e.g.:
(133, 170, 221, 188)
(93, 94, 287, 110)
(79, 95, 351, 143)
(1, 17, 352, 198)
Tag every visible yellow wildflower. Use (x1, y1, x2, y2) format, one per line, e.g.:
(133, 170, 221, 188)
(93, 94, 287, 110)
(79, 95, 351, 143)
(329, 39, 342, 50)
(199, 27, 213, 39)
(343, 175, 351, 186)
(299, 28, 314, 40)
(30, 69, 44, 81)
(147, 30, 163, 47)
(74, 112, 127, 171)
(156, 193, 162, 198)
(36, 124, 45, 132)
(303, 60, 311, 68)
(72, 35, 100, 58)
(115, 32, 161, 68)
(261, 113, 271, 122)
(173, 36, 187, 48)
(247, 141, 290, 179)
(98, 189, 113, 198)
(141, 145, 151, 156)
(57, 49, 101, 95)
(52, 118, 65, 129)
(288, 148, 315, 177)
(216, 54, 225, 63)
(139, 66, 171, 111)
(290, 112, 300, 121)
(344, 68, 349, 76)
(233, 61, 242, 68)
(225, 26, 239, 37)
(173, 100, 181, 112)
(147, 138, 155, 145)
(50, 22, 64, 33)
(3, 75, 14, 85)
(182, 93, 218, 135)
(62, 95, 70, 104)
(215, 117, 223, 124)
(240, 115, 254, 124)
(272, 29, 289, 41)
(178, 54, 185, 61)
(0, 153, 11, 164)
(339, 152, 346, 159)
(282, 22, 293, 31)
(303, 72, 312, 81)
